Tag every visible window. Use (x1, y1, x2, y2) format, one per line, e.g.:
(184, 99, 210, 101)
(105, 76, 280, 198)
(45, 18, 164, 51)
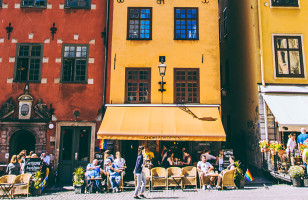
(0, 0, 2, 8)
(125, 68, 151, 103)
(174, 8, 199, 40)
(274, 36, 304, 78)
(174, 69, 199, 103)
(65, 0, 90, 9)
(223, 8, 228, 37)
(61, 44, 89, 83)
(21, 0, 46, 7)
(127, 8, 152, 40)
(271, 0, 299, 7)
(14, 44, 43, 82)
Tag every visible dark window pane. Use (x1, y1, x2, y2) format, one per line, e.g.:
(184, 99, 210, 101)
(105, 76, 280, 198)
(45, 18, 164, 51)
(78, 129, 90, 161)
(128, 7, 151, 40)
(174, 69, 199, 103)
(62, 129, 73, 161)
(66, 0, 90, 8)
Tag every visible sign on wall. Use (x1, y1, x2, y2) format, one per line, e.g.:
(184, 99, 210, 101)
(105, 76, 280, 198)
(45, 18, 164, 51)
(24, 158, 42, 173)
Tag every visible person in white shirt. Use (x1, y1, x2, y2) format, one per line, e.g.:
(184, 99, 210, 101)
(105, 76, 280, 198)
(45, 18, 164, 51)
(114, 151, 126, 174)
(41, 152, 50, 166)
(287, 133, 297, 156)
(197, 155, 215, 190)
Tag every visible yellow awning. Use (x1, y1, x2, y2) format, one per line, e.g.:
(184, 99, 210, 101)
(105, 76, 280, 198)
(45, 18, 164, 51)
(97, 105, 226, 141)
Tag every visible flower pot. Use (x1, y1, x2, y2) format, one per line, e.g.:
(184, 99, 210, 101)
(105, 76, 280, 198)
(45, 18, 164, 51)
(32, 188, 42, 196)
(235, 179, 245, 189)
(270, 149, 276, 155)
(292, 177, 302, 187)
(74, 185, 85, 194)
(304, 176, 308, 187)
(278, 150, 285, 156)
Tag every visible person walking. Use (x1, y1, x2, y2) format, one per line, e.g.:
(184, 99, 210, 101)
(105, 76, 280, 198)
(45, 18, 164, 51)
(134, 146, 146, 199)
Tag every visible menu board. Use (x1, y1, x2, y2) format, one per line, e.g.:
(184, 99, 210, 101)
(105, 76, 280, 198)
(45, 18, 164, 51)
(24, 158, 42, 173)
(223, 149, 233, 167)
(94, 153, 104, 165)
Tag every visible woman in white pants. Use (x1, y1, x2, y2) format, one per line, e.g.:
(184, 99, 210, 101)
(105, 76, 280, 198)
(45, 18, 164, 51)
(134, 146, 146, 199)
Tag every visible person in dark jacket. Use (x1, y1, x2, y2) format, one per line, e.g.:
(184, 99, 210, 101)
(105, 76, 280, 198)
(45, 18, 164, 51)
(134, 146, 146, 199)
(6, 155, 20, 175)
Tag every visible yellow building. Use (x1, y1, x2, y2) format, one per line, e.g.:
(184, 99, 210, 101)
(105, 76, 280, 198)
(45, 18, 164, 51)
(219, 0, 308, 170)
(98, 0, 225, 178)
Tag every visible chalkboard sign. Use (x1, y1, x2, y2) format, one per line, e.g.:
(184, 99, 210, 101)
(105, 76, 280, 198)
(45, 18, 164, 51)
(94, 153, 104, 165)
(24, 158, 42, 173)
(223, 149, 233, 167)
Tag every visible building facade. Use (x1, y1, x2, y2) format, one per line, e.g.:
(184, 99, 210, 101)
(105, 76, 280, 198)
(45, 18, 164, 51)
(0, 0, 107, 183)
(219, 0, 308, 171)
(98, 0, 225, 180)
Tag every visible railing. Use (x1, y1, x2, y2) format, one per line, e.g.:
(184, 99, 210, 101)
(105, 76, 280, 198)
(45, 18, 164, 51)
(271, 0, 299, 7)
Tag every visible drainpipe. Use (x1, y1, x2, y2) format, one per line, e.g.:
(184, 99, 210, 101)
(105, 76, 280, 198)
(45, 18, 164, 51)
(103, 0, 111, 116)
(257, 0, 265, 86)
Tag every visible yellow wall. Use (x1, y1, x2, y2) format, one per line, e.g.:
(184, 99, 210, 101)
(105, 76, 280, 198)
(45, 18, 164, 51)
(260, 0, 308, 84)
(110, 0, 220, 104)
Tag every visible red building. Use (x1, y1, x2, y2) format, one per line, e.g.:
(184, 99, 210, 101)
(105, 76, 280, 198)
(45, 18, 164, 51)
(0, 0, 107, 183)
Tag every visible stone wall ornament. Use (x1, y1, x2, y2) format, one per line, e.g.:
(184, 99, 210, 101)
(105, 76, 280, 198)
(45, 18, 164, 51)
(17, 83, 34, 120)
(0, 97, 15, 119)
(34, 99, 52, 121)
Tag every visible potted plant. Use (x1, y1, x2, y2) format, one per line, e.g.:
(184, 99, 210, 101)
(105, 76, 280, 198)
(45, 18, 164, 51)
(234, 161, 245, 189)
(274, 142, 285, 156)
(288, 166, 305, 187)
(259, 140, 269, 152)
(299, 144, 307, 153)
(73, 167, 85, 194)
(32, 170, 43, 196)
(269, 142, 276, 155)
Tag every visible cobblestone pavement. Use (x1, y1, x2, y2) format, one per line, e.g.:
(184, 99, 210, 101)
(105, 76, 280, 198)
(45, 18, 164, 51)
(17, 185, 308, 200)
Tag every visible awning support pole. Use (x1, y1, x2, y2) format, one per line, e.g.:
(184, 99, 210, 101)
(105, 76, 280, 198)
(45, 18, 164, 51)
(263, 98, 269, 141)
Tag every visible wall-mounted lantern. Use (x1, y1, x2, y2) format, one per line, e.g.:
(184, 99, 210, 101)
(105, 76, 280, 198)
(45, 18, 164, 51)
(50, 23, 57, 40)
(6, 23, 13, 40)
(158, 60, 167, 93)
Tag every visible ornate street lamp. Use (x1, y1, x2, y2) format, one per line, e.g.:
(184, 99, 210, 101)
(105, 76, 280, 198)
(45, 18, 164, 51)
(158, 61, 166, 93)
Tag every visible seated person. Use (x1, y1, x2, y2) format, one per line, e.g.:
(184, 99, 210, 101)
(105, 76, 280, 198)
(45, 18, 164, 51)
(86, 159, 102, 190)
(197, 155, 215, 190)
(114, 151, 126, 175)
(103, 159, 122, 193)
(182, 150, 192, 166)
(216, 156, 236, 189)
(145, 147, 155, 162)
(161, 151, 174, 168)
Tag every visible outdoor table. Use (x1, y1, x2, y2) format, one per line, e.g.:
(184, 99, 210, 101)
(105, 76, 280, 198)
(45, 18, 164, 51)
(0, 183, 14, 199)
(205, 173, 219, 188)
(87, 177, 102, 193)
(171, 175, 184, 191)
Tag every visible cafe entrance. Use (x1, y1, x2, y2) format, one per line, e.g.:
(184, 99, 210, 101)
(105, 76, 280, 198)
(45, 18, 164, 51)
(121, 140, 139, 180)
(9, 130, 35, 158)
(59, 126, 91, 184)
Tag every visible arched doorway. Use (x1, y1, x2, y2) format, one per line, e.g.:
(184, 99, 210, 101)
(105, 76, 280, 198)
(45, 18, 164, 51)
(9, 130, 36, 157)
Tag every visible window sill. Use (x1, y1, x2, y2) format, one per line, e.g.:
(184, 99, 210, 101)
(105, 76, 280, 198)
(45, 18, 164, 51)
(64, 6, 91, 9)
(124, 102, 151, 104)
(174, 39, 199, 41)
(60, 81, 88, 84)
(20, 6, 47, 9)
(13, 80, 41, 83)
(275, 75, 305, 78)
(126, 38, 152, 41)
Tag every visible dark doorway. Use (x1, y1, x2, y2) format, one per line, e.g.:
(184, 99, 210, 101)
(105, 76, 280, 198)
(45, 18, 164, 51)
(59, 126, 91, 184)
(121, 140, 139, 181)
(9, 130, 36, 158)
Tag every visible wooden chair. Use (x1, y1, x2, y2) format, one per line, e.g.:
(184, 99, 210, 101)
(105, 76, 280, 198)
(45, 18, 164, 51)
(107, 171, 124, 192)
(13, 173, 32, 197)
(151, 167, 166, 190)
(134, 168, 151, 189)
(0, 175, 16, 197)
(221, 168, 236, 190)
(166, 167, 182, 189)
(182, 166, 197, 189)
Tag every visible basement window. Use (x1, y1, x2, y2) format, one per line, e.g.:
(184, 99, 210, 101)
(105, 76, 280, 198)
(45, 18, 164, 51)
(271, 0, 299, 7)
(65, 0, 91, 9)
(21, 0, 47, 8)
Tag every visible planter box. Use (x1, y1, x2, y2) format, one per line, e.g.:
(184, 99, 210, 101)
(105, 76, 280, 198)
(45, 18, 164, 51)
(32, 188, 42, 196)
(292, 177, 302, 187)
(74, 185, 85, 194)
(303, 176, 308, 187)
